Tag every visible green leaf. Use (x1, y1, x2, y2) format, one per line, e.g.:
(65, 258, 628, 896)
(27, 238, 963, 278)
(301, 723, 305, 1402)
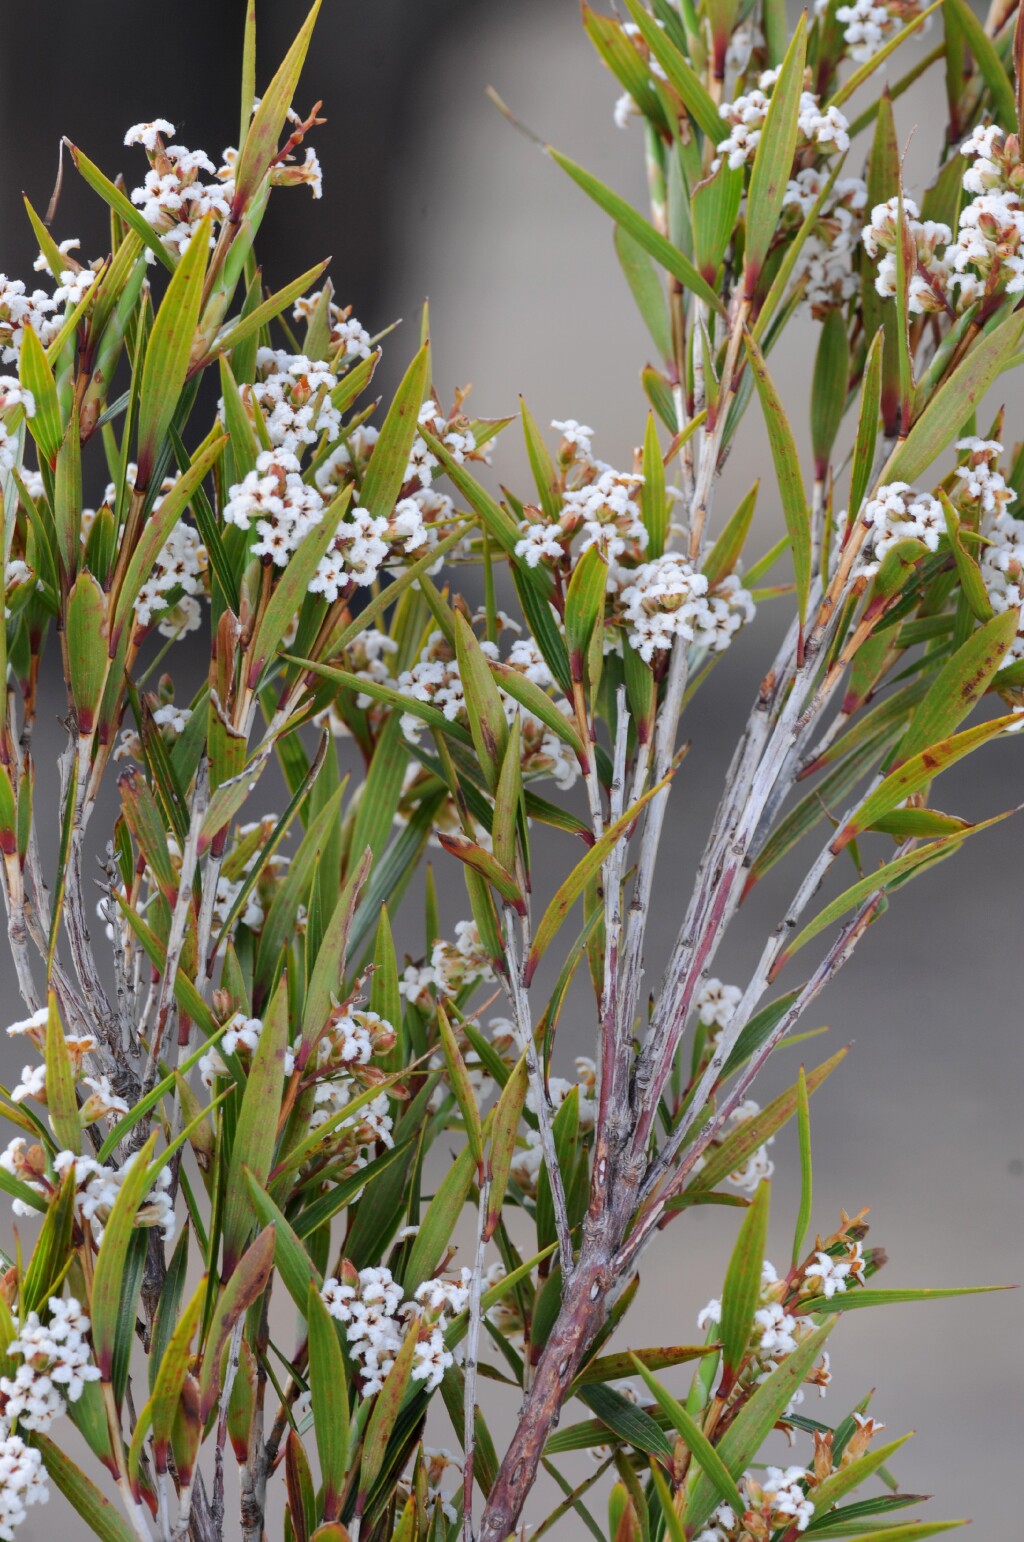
(745, 328, 811, 627)
(54, 402, 82, 580)
(520, 397, 561, 523)
(45, 992, 81, 1153)
(887, 309, 1024, 484)
(246, 484, 351, 685)
(802, 1284, 1009, 1313)
(150, 1276, 206, 1465)
(836, 716, 1019, 852)
(437, 1002, 485, 1167)
(575, 1344, 715, 1387)
(488, 661, 582, 756)
(492, 714, 524, 877)
(685, 1049, 848, 1195)
(307, 1284, 350, 1519)
(486, 1051, 529, 1239)
(811, 310, 850, 480)
(943, 0, 1016, 127)
(455, 610, 509, 792)
(621, 0, 724, 140)
(793, 1065, 813, 1267)
(628, 1355, 744, 1514)
(358, 1314, 421, 1503)
(245, 1174, 324, 1306)
(785, 806, 1013, 965)
(685, 1322, 834, 1533)
(222, 974, 289, 1274)
(641, 411, 668, 559)
(19, 322, 62, 467)
(578, 1383, 675, 1461)
(811, 1524, 964, 1542)
(136, 216, 211, 486)
(614, 225, 673, 361)
(704, 482, 758, 588)
(198, 1225, 276, 1422)
(525, 770, 670, 984)
(692, 163, 745, 286)
(849, 328, 883, 516)
(210, 259, 331, 362)
(90, 1132, 159, 1380)
(359, 341, 430, 520)
(809, 1433, 913, 1521)
(65, 140, 177, 272)
(402, 1140, 477, 1295)
(65, 573, 108, 735)
(940, 492, 993, 622)
(114, 434, 231, 650)
(232, 1, 323, 209)
(745, 15, 807, 293)
(890, 610, 1018, 767)
(549, 148, 725, 315)
(565, 544, 608, 671)
(300, 844, 373, 1052)
(719, 1180, 770, 1384)
(35, 1435, 139, 1542)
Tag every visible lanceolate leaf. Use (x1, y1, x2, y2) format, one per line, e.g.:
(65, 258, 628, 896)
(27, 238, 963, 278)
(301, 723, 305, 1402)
(718, 1180, 770, 1385)
(629, 1356, 744, 1513)
(685, 1322, 835, 1533)
(685, 1049, 848, 1195)
(232, 0, 323, 211)
(745, 329, 811, 626)
(744, 15, 807, 293)
(35, 1437, 139, 1542)
(887, 310, 1024, 484)
(614, 225, 673, 361)
(525, 771, 671, 983)
(890, 610, 1018, 767)
(802, 1284, 1010, 1313)
(359, 341, 430, 520)
(222, 975, 290, 1274)
(549, 149, 725, 315)
(785, 807, 1014, 966)
(90, 1133, 159, 1380)
(307, 1284, 350, 1519)
(486, 1050, 529, 1239)
(136, 217, 211, 487)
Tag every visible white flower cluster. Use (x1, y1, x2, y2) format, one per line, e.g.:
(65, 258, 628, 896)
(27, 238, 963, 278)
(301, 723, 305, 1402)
(517, 465, 647, 569)
(320, 1264, 468, 1396)
(223, 449, 326, 566)
(974, 444, 1024, 664)
(292, 290, 373, 363)
(200, 1012, 269, 1087)
(49, 1148, 175, 1244)
(619, 558, 755, 662)
(309, 506, 391, 601)
(134, 516, 207, 635)
(242, 348, 342, 454)
(310, 1010, 396, 1150)
(853, 482, 944, 577)
(865, 129, 1024, 315)
(699, 1261, 831, 1402)
(0, 1297, 100, 1433)
(404, 399, 479, 493)
(400, 920, 497, 1007)
(783, 172, 868, 315)
(715, 72, 849, 171)
(0, 1421, 48, 1539)
(125, 121, 232, 257)
(396, 631, 580, 789)
(0, 275, 60, 365)
(819, 0, 931, 64)
(802, 1240, 866, 1298)
(694, 1463, 815, 1542)
(696, 977, 742, 1031)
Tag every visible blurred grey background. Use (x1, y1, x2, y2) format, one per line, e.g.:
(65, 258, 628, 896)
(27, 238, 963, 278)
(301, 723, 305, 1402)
(1, 1, 1021, 1536)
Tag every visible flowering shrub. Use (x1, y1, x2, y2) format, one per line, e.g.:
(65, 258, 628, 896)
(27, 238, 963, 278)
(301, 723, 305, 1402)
(0, 1, 1021, 1540)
